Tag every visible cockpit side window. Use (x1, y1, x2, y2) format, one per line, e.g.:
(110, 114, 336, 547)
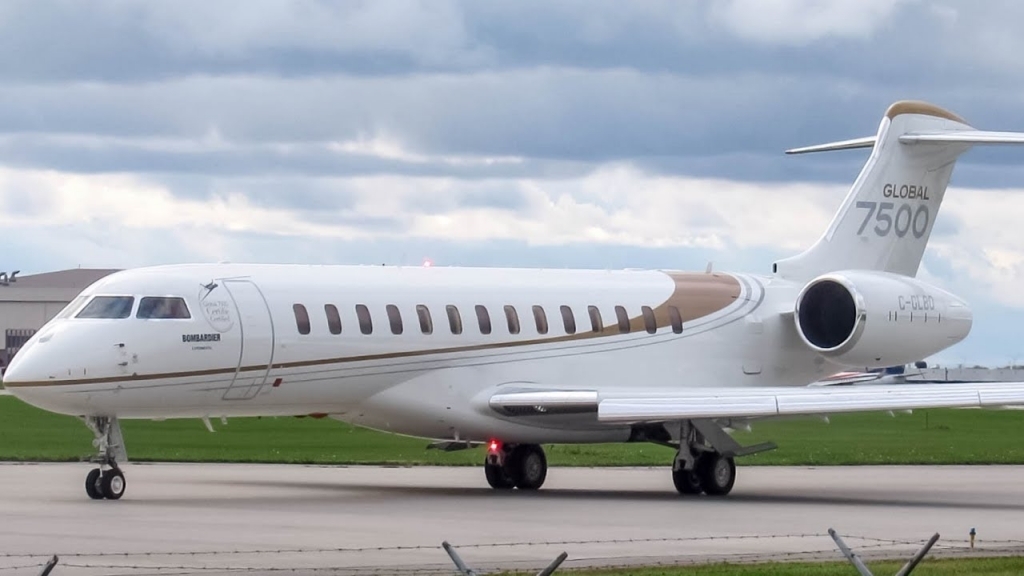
(137, 297, 192, 319)
(76, 296, 135, 319)
(55, 295, 88, 320)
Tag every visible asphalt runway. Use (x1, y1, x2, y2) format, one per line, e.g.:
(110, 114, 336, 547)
(2, 463, 1024, 575)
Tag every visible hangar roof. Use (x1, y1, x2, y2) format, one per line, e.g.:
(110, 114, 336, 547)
(0, 269, 119, 303)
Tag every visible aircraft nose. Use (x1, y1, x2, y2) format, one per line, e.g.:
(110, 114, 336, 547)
(0, 330, 75, 413)
(2, 348, 45, 388)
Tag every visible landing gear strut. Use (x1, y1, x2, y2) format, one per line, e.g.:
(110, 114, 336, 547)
(484, 442, 547, 491)
(83, 416, 127, 500)
(668, 419, 769, 497)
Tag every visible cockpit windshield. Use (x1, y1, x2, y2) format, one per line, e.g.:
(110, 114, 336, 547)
(76, 296, 135, 319)
(136, 297, 191, 319)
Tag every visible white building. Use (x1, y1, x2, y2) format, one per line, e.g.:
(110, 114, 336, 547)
(1, 268, 118, 368)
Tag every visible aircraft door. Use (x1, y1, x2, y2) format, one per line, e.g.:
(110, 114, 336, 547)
(221, 280, 275, 400)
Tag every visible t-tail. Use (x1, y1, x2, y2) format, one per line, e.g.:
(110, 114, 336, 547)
(774, 100, 1024, 281)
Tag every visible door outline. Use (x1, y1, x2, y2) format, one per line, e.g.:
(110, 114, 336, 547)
(222, 279, 275, 400)
(742, 314, 763, 375)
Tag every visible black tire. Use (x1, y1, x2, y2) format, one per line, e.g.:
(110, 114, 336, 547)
(484, 462, 515, 489)
(511, 445, 547, 491)
(100, 469, 126, 500)
(671, 467, 703, 495)
(85, 468, 104, 500)
(697, 453, 736, 496)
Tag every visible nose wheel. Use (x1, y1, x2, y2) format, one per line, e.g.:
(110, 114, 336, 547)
(82, 416, 128, 500)
(85, 467, 126, 500)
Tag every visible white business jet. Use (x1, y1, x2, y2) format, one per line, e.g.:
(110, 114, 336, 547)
(6, 101, 1024, 501)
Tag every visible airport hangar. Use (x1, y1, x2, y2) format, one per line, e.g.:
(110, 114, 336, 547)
(0, 268, 117, 370)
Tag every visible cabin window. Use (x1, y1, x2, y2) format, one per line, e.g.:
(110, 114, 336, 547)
(76, 296, 135, 319)
(446, 305, 463, 335)
(356, 304, 373, 335)
(475, 305, 492, 335)
(137, 297, 191, 319)
(642, 306, 657, 334)
(504, 305, 520, 334)
(325, 304, 342, 335)
(588, 305, 603, 333)
(560, 305, 576, 335)
(669, 305, 683, 334)
(532, 305, 548, 335)
(386, 304, 403, 335)
(615, 305, 630, 333)
(293, 304, 311, 335)
(416, 305, 433, 334)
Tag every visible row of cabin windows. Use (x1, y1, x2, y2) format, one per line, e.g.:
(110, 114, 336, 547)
(292, 303, 684, 337)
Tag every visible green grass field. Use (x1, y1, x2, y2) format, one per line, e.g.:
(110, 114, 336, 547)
(558, 557, 1024, 575)
(2, 395, 1024, 465)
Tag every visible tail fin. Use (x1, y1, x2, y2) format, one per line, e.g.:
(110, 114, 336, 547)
(775, 100, 1024, 281)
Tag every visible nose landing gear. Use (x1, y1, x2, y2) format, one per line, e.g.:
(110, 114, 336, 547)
(82, 416, 127, 500)
(85, 466, 126, 500)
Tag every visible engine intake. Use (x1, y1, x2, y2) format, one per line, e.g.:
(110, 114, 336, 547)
(794, 270, 972, 368)
(796, 279, 860, 351)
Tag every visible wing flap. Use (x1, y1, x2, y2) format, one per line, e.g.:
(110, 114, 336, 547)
(596, 382, 1024, 424)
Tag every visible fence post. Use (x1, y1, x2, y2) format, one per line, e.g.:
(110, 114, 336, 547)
(38, 555, 58, 576)
(829, 528, 874, 576)
(894, 533, 940, 576)
(442, 541, 478, 576)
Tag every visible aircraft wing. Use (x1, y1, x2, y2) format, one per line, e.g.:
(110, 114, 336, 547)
(488, 382, 1024, 423)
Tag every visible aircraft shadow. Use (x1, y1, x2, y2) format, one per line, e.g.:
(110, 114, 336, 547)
(159, 479, 1024, 512)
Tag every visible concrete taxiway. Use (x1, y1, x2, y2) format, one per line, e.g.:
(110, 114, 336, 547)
(2, 463, 1024, 575)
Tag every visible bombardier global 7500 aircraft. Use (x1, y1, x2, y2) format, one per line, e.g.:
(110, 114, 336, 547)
(7, 100, 1024, 500)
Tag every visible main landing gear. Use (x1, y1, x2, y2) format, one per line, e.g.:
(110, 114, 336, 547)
(667, 419, 776, 497)
(483, 441, 547, 491)
(83, 416, 128, 500)
(672, 450, 736, 496)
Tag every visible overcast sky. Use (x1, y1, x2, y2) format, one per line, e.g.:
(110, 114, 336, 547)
(3, 0, 1024, 365)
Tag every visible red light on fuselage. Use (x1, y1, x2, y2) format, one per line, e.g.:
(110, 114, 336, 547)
(488, 439, 500, 453)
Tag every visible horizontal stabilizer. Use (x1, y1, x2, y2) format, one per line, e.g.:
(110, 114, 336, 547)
(899, 130, 1024, 145)
(785, 136, 875, 155)
(786, 131, 1024, 155)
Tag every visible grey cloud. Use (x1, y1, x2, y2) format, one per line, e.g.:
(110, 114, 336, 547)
(0, 135, 593, 179)
(0, 71, 922, 158)
(141, 173, 536, 223)
(3, 0, 1024, 88)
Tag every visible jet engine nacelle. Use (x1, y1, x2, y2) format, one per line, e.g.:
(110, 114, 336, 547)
(794, 270, 972, 368)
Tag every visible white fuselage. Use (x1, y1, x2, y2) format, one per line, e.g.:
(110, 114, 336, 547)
(5, 263, 833, 443)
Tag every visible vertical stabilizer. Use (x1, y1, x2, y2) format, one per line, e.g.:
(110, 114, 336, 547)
(775, 101, 974, 280)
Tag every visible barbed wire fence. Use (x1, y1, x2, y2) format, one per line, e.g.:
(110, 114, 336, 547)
(3, 530, 1023, 576)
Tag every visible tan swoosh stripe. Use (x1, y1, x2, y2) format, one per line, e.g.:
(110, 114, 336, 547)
(885, 101, 967, 124)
